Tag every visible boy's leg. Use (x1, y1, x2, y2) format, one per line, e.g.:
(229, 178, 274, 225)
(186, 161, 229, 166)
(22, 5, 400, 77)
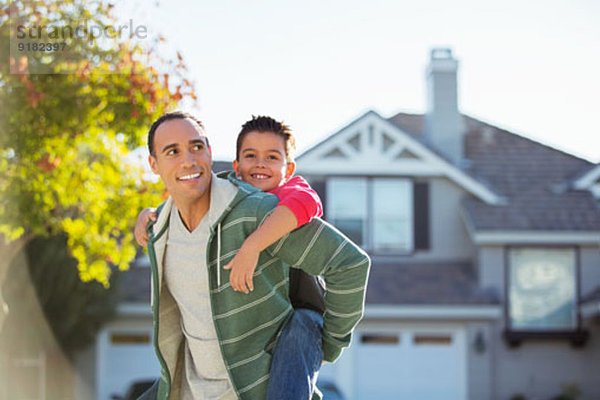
(267, 308, 324, 400)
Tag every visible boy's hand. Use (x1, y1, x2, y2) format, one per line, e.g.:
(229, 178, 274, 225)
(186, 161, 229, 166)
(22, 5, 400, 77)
(223, 243, 260, 294)
(134, 208, 157, 247)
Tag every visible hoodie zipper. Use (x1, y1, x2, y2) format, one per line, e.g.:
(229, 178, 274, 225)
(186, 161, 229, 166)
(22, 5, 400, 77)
(207, 217, 243, 399)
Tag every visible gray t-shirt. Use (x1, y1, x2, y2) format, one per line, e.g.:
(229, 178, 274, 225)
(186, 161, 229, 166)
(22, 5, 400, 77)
(164, 176, 239, 399)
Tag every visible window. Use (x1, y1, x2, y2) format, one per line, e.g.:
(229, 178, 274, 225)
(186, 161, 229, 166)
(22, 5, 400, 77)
(413, 334, 453, 345)
(372, 179, 413, 251)
(361, 333, 400, 345)
(327, 178, 367, 245)
(110, 333, 151, 345)
(508, 248, 577, 331)
(327, 177, 413, 252)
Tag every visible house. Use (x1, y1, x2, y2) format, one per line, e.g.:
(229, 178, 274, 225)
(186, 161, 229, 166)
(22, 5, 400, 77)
(84, 48, 600, 400)
(298, 48, 600, 400)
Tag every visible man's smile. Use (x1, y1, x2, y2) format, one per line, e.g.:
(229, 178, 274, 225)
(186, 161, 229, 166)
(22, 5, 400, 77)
(177, 172, 202, 181)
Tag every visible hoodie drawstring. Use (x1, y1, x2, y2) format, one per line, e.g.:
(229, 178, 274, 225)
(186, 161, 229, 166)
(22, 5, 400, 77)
(217, 222, 222, 287)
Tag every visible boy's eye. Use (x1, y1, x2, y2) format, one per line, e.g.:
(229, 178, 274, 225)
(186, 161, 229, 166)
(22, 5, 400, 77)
(244, 153, 255, 159)
(268, 154, 280, 160)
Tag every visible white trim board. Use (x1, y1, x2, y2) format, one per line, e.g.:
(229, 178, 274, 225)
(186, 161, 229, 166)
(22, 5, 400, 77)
(460, 206, 600, 245)
(472, 231, 600, 245)
(363, 305, 501, 320)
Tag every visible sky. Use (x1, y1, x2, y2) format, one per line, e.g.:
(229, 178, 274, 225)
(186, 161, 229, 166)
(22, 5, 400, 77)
(117, 0, 600, 164)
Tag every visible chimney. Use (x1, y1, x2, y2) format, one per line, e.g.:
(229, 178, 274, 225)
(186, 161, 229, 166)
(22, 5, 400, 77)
(425, 48, 464, 165)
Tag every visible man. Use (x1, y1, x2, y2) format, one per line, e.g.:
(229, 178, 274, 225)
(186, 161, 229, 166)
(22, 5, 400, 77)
(143, 111, 370, 399)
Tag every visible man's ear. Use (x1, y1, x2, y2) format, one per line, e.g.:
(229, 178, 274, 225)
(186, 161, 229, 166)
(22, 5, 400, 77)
(148, 154, 159, 175)
(232, 159, 240, 177)
(285, 161, 296, 180)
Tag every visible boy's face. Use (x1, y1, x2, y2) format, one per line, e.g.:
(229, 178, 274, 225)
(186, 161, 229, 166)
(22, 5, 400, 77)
(232, 131, 295, 192)
(148, 118, 212, 205)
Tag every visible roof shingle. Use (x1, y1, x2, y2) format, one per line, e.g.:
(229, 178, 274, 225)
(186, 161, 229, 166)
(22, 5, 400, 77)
(388, 112, 600, 231)
(365, 260, 499, 305)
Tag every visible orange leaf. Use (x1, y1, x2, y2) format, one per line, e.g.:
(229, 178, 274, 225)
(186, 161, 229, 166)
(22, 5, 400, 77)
(37, 155, 60, 172)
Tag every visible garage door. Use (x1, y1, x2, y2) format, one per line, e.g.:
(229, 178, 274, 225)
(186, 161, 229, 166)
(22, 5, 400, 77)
(354, 323, 467, 400)
(97, 326, 160, 400)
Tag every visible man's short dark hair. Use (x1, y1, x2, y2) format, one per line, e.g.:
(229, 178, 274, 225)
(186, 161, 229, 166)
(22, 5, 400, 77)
(148, 111, 207, 156)
(236, 116, 296, 163)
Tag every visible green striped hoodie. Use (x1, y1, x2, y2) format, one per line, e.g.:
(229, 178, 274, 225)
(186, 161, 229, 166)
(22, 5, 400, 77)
(147, 172, 370, 400)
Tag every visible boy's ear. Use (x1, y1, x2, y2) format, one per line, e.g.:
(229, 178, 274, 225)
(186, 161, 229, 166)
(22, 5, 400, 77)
(148, 154, 159, 175)
(285, 161, 296, 180)
(232, 160, 240, 177)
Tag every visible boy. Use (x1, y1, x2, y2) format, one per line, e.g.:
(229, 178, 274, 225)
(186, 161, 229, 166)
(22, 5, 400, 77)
(135, 115, 328, 399)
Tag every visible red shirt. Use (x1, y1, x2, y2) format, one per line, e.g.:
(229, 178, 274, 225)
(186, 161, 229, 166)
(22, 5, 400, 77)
(269, 176, 323, 228)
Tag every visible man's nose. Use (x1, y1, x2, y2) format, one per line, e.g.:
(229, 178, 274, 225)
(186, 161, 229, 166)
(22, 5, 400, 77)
(181, 150, 197, 166)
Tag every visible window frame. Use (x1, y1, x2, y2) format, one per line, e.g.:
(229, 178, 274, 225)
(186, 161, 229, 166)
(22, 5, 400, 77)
(503, 245, 588, 347)
(325, 176, 414, 255)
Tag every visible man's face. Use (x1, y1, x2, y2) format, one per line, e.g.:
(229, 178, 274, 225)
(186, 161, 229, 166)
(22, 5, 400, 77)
(148, 118, 212, 205)
(232, 130, 295, 192)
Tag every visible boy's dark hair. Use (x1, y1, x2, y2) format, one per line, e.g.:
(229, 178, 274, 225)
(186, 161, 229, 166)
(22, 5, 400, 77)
(147, 111, 207, 156)
(236, 116, 296, 163)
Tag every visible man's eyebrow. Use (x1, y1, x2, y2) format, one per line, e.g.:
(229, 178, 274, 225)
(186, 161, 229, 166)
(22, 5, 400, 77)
(160, 143, 178, 154)
(189, 139, 206, 146)
(160, 139, 206, 154)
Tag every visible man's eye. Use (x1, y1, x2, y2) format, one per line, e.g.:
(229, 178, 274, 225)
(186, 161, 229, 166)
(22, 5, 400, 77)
(166, 149, 178, 156)
(192, 144, 204, 151)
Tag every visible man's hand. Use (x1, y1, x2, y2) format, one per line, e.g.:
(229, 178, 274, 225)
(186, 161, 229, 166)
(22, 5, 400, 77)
(223, 243, 260, 294)
(134, 208, 157, 247)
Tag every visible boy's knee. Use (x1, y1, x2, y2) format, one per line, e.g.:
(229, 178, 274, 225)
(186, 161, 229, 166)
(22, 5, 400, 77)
(295, 309, 323, 329)
(282, 309, 322, 344)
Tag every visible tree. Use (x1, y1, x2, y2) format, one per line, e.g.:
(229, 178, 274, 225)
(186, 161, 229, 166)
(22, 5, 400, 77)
(0, 0, 197, 328)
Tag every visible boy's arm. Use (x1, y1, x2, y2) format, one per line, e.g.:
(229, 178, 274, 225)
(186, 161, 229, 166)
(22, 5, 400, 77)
(224, 176, 322, 293)
(272, 176, 323, 227)
(224, 205, 297, 293)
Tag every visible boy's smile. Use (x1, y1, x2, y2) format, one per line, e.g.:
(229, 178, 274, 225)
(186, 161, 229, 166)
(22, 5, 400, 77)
(233, 131, 295, 192)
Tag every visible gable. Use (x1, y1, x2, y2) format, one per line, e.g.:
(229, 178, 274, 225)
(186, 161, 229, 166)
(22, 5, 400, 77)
(297, 110, 505, 205)
(298, 111, 436, 174)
